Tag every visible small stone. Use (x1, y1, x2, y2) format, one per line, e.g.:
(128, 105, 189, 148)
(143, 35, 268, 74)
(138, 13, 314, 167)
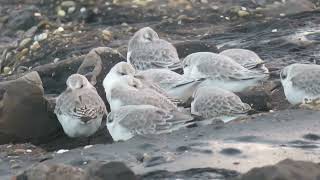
(241, 7, 247, 11)
(272, 29, 278, 32)
(14, 149, 26, 154)
(34, 32, 48, 41)
(30, 41, 40, 51)
(61, 1, 76, 7)
(102, 29, 112, 41)
(20, 48, 29, 57)
(53, 58, 60, 63)
(34, 12, 41, 17)
(280, 13, 286, 17)
(211, 5, 219, 10)
(19, 38, 32, 48)
(238, 10, 250, 17)
(56, 149, 69, 154)
(68, 6, 76, 14)
(84, 145, 93, 149)
(57, 9, 66, 17)
(80, 7, 86, 13)
(26, 149, 32, 153)
(3, 67, 11, 74)
(53, 27, 64, 34)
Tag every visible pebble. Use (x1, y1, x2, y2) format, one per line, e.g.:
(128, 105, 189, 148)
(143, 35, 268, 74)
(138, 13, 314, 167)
(34, 12, 41, 17)
(3, 67, 11, 74)
(80, 7, 86, 13)
(57, 9, 66, 17)
(14, 149, 25, 154)
(20, 48, 29, 57)
(200, 0, 208, 3)
(238, 10, 250, 17)
(68, 6, 76, 14)
(34, 32, 48, 42)
(272, 29, 278, 32)
(102, 29, 112, 41)
(61, 1, 76, 7)
(53, 58, 60, 63)
(19, 38, 32, 48)
(56, 149, 69, 154)
(53, 27, 64, 34)
(26, 149, 32, 153)
(84, 145, 93, 149)
(280, 13, 286, 17)
(30, 41, 40, 51)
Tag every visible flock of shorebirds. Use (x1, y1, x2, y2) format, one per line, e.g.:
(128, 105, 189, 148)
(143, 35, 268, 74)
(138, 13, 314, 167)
(54, 27, 320, 142)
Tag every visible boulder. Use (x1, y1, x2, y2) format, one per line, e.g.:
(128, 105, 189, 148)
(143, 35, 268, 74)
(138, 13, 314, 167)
(0, 71, 60, 144)
(236, 159, 320, 180)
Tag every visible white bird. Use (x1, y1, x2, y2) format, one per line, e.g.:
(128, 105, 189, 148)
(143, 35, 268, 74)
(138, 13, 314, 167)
(280, 63, 320, 105)
(183, 52, 268, 92)
(191, 86, 251, 123)
(135, 68, 204, 103)
(127, 27, 181, 70)
(106, 105, 194, 141)
(219, 48, 269, 73)
(105, 75, 179, 112)
(103, 62, 180, 104)
(54, 74, 107, 138)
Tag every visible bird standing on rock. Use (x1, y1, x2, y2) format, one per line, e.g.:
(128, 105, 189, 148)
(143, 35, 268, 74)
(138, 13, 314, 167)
(127, 27, 181, 70)
(54, 74, 107, 139)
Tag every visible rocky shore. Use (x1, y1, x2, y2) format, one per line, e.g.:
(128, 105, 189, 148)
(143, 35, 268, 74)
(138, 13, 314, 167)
(1, 0, 320, 179)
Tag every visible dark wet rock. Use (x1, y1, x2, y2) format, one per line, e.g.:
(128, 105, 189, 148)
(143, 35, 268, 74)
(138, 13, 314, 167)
(174, 40, 218, 59)
(303, 133, 320, 141)
(235, 159, 320, 180)
(236, 88, 272, 112)
(0, 71, 60, 144)
(220, 148, 242, 156)
(14, 163, 86, 180)
(141, 168, 239, 180)
(2, 6, 40, 36)
(84, 161, 138, 180)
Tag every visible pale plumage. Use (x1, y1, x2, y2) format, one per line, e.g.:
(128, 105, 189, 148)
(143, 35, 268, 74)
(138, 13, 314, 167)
(127, 27, 181, 70)
(106, 75, 179, 111)
(106, 105, 194, 141)
(54, 74, 107, 138)
(191, 86, 251, 123)
(219, 48, 269, 73)
(280, 63, 320, 105)
(103, 62, 180, 104)
(183, 52, 268, 92)
(136, 69, 203, 103)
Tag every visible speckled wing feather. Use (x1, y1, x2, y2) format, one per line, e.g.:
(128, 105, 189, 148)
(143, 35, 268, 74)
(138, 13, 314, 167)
(195, 57, 266, 81)
(55, 88, 106, 122)
(291, 70, 320, 96)
(111, 87, 178, 111)
(192, 87, 250, 118)
(116, 105, 191, 135)
(129, 39, 180, 70)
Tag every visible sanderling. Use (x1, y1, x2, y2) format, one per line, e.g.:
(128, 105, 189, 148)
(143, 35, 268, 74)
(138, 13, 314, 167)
(103, 62, 181, 104)
(106, 105, 193, 141)
(136, 68, 204, 103)
(280, 63, 320, 105)
(183, 52, 268, 92)
(105, 75, 179, 112)
(127, 27, 181, 70)
(220, 48, 269, 73)
(55, 74, 107, 138)
(191, 86, 251, 123)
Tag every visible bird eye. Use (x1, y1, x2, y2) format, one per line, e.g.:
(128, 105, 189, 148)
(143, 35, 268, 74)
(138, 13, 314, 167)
(119, 72, 126, 76)
(280, 70, 287, 79)
(80, 84, 84, 88)
(107, 117, 113, 123)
